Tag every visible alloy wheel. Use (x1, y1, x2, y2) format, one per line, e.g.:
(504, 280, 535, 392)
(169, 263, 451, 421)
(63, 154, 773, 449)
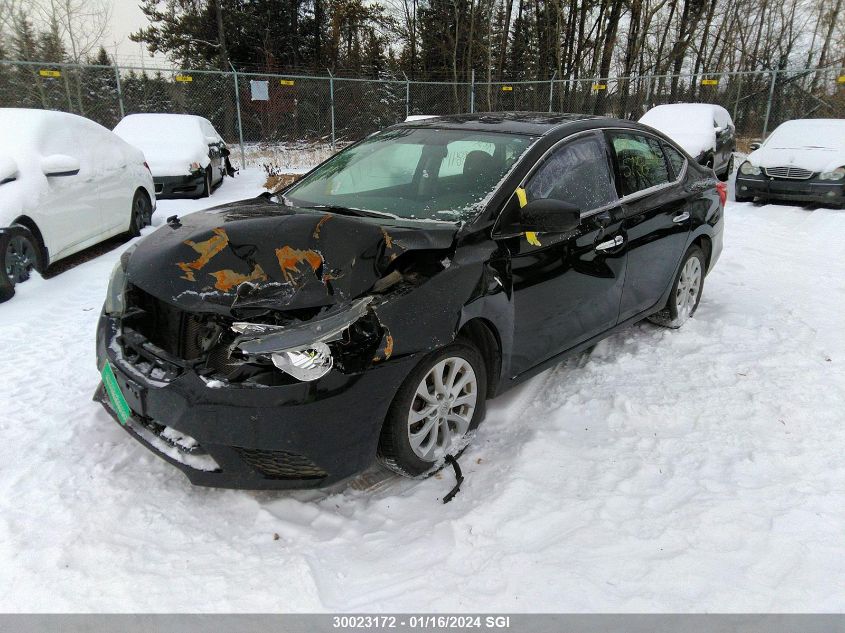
(407, 356, 478, 462)
(5, 235, 37, 284)
(675, 255, 702, 321)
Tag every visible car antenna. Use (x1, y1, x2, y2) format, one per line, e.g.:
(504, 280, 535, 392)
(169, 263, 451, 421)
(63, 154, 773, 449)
(442, 454, 464, 503)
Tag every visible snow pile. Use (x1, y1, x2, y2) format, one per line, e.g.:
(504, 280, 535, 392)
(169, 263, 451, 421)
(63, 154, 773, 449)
(114, 113, 220, 177)
(0, 176, 843, 611)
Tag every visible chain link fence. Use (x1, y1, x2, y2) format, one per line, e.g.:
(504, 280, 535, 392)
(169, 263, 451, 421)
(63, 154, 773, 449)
(1, 59, 843, 166)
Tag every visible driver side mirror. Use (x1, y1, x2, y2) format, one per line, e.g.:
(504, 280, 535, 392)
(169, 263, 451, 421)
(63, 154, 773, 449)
(519, 199, 581, 233)
(749, 140, 762, 151)
(41, 154, 80, 177)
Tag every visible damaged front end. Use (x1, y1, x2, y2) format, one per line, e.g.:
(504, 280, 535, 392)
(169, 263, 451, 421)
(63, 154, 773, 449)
(95, 198, 462, 489)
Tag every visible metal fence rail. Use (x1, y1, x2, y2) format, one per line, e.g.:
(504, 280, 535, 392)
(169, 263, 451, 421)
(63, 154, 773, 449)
(1, 59, 843, 166)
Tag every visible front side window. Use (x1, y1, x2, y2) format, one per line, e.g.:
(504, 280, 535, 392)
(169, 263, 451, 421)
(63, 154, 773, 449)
(609, 132, 671, 196)
(285, 128, 534, 221)
(525, 133, 618, 213)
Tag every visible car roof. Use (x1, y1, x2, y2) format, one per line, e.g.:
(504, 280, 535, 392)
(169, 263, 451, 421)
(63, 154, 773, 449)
(391, 111, 606, 135)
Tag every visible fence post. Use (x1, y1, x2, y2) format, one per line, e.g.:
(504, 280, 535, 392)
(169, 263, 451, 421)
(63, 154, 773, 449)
(644, 75, 652, 110)
(403, 71, 410, 120)
(113, 64, 125, 120)
(328, 70, 336, 148)
(762, 69, 778, 139)
(470, 69, 475, 113)
(732, 72, 743, 125)
(228, 63, 246, 169)
(548, 71, 557, 112)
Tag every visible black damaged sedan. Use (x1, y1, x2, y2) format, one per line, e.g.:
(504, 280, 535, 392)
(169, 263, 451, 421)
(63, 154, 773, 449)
(95, 113, 725, 489)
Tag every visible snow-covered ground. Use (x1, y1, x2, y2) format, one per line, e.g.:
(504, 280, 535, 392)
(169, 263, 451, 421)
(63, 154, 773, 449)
(0, 170, 843, 612)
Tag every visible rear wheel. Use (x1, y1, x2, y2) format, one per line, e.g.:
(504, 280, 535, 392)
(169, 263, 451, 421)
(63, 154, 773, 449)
(201, 167, 212, 198)
(0, 225, 42, 303)
(718, 155, 734, 182)
(648, 245, 705, 329)
(128, 189, 152, 237)
(377, 340, 487, 477)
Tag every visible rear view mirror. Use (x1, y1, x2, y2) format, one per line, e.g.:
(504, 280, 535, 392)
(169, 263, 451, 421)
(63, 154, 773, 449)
(41, 154, 80, 177)
(749, 140, 762, 151)
(519, 199, 581, 233)
(0, 156, 18, 184)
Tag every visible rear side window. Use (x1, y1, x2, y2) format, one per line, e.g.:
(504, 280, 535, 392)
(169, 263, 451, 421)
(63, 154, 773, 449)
(525, 133, 617, 213)
(662, 142, 687, 179)
(609, 132, 671, 196)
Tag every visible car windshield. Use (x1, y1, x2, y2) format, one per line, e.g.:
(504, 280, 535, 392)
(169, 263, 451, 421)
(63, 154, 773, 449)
(283, 127, 535, 221)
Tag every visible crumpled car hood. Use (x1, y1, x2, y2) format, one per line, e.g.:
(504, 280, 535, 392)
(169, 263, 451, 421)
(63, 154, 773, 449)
(126, 197, 458, 316)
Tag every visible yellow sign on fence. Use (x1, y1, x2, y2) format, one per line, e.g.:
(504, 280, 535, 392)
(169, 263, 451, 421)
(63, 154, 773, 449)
(280, 79, 295, 86)
(501, 85, 513, 92)
(175, 74, 193, 82)
(838, 76, 845, 84)
(592, 83, 607, 91)
(39, 69, 61, 78)
(701, 78, 719, 86)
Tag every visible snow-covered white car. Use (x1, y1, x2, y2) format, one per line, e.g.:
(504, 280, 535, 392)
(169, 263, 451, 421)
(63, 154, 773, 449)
(113, 113, 228, 199)
(640, 103, 736, 180)
(0, 108, 155, 302)
(735, 119, 845, 207)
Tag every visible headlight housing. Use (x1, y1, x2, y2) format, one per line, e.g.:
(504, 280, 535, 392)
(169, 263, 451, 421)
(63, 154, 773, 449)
(189, 161, 202, 172)
(739, 161, 761, 176)
(270, 342, 334, 381)
(819, 167, 845, 181)
(104, 245, 135, 316)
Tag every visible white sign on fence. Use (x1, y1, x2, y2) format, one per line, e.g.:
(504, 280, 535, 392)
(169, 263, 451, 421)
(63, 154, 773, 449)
(250, 80, 269, 101)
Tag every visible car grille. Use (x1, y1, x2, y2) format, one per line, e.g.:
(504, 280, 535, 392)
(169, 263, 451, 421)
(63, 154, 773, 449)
(764, 166, 814, 180)
(121, 285, 235, 374)
(234, 447, 328, 480)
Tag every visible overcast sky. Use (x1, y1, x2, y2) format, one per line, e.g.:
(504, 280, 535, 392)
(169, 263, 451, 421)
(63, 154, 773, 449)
(106, 1, 165, 67)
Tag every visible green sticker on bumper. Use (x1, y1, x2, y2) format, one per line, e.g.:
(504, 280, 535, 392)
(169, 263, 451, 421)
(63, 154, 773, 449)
(101, 362, 132, 425)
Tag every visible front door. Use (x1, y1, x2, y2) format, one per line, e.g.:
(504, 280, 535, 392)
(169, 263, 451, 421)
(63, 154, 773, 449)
(606, 131, 692, 321)
(503, 131, 627, 376)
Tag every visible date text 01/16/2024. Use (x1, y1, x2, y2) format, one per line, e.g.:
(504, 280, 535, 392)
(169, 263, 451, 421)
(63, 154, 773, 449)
(332, 616, 512, 629)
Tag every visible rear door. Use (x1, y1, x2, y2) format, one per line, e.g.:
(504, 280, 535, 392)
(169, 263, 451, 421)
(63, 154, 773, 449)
(606, 130, 692, 322)
(504, 131, 627, 375)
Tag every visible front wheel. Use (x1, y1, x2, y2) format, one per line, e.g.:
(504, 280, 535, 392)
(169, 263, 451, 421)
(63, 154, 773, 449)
(0, 225, 43, 303)
(128, 190, 152, 237)
(377, 340, 487, 477)
(648, 245, 705, 329)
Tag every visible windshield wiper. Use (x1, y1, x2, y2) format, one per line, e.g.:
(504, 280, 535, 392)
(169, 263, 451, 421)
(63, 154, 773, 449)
(305, 204, 399, 220)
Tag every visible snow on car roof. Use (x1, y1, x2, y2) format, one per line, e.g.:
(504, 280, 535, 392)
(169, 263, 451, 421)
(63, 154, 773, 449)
(113, 113, 212, 145)
(0, 107, 91, 150)
(640, 103, 730, 134)
(764, 119, 845, 150)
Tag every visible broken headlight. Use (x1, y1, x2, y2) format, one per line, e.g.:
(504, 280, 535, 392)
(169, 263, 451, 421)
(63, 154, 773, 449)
(104, 245, 136, 316)
(230, 297, 373, 382)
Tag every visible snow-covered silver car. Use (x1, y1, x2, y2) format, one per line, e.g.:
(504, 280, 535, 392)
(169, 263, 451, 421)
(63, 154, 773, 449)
(735, 119, 845, 207)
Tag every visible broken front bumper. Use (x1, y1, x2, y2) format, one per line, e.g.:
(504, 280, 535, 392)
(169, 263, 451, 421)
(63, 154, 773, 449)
(735, 175, 845, 205)
(95, 314, 419, 489)
(153, 172, 206, 198)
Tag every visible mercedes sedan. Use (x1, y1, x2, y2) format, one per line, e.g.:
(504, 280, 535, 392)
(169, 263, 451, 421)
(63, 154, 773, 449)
(95, 113, 725, 489)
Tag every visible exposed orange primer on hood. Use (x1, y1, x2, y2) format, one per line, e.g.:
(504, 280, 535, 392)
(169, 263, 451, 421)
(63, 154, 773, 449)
(275, 245, 323, 283)
(177, 227, 229, 281)
(209, 264, 268, 292)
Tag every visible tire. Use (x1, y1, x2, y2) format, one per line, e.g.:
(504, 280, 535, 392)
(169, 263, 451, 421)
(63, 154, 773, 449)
(201, 168, 212, 198)
(718, 155, 734, 182)
(0, 225, 43, 303)
(648, 245, 705, 329)
(128, 189, 152, 237)
(377, 339, 487, 477)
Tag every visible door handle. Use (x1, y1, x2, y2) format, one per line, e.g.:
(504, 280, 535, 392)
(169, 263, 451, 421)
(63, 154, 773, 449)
(673, 211, 690, 223)
(596, 235, 624, 251)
